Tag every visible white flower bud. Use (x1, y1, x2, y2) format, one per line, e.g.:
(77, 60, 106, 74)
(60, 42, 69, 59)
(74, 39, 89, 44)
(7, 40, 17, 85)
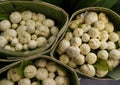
(4, 45, 12, 51)
(42, 78, 56, 85)
(43, 19, 55, 27)
(80, 64, 96, 77)
(88, 28, 99, 38)
(50, 26, 59, 35)
(86, 52, 97, 64)
(26, 25, 35, 34)
(37, 37, 47, 47)
(48, 72, 55, 79)
(68, 60, 77, 68)
(36, 68, 48, 80)
(69, 21, 78, 30)
(64, 77, 70, 85)
(35, 21, 42, 27)
(28, 40, 37, 49)
(88, 38, 100, 49)
(23, 44, 29, 50)
(99, 31, 109, 41)
(0, 36, 7, 48)
(107, 59, 119, 69)
(65, 32, 73, 40)
(26, 20, 35, 26)
(46, 62, 57, 72)
(21, 11, 32, 20)
(31, 34, 37, 40)
(97, 50, 108, 60)
(81, 33, 90, 42)
(35, 59, 47, 68)
(109, 49, 120, 60)
(0, 20, 11, 31)
(105, 22, 114, 33)
(10, 12, 21, 23)
(0, 79, 14, 85)
(107, 41, 116, 50)
(55, 76, 64, 85)
(11, 23, 18, 29)
(57, 39, 70, 54)
(18, 31, 31, 44)
(76, 13, 84, 23)
(18, 78, 31, 85)
(71, 37, 82, 47)
(16, 26, 27, 33)
(59, 54, 69, 64)
(11, 38, 19, 46)
(24, 65, 37, 78)
(98, 12, 109, 23)
(109, 32, 119, 42)
(31, 82, 38, 85)
(84, 12, 98, 24)
(96, 70, 108, 77)
(7, 67, 22, 82)
(100, 41, 108, 50)
(94, 20, 105, 30)
(37, 13, 46, 22)
(48, 35, 56, 44)
(80, 44, 90, 55)
(66, 46, 80, 58)
(74, 54, 85, 65)
(73, 28, 83, 37)
(3, 29, 17, 40)
(20, 20, 26, 26)
(15, 43, 23, 51)
(81, 24, 91, 32)
(37, 25, 50, 37)
(32, 12, 38, 21)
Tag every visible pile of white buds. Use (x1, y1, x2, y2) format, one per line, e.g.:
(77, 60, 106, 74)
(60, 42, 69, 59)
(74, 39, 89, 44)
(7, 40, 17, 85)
(57, 11, 120, 77)
(0, 10, 59, 51)
(0, 59, 70, 85)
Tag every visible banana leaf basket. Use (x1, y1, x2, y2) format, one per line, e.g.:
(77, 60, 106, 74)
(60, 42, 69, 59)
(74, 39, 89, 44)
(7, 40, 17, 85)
(0, 1, 68, 61)
(51, 7, 120, 80)
(0, 54, 80, 85)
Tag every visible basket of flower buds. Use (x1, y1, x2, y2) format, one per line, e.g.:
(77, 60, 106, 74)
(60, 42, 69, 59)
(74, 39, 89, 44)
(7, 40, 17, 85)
(0, 54, 80, 85)
(51, 7, 120, 79)
(0, 1, 68, 59)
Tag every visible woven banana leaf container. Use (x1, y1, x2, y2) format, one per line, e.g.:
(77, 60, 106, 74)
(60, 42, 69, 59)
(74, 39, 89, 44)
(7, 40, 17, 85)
(51, 7, 120, 80)
(0, 1, 68, 60)
(0, 54, 80, 85)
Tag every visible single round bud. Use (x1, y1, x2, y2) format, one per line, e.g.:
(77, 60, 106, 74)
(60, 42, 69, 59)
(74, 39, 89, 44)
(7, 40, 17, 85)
(24, 65, 37, 78)
(97, 50, 108, 60)
(86, 52, 97, 64)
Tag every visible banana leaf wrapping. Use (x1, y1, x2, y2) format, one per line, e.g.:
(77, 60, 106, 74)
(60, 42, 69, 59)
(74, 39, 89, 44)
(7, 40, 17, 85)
(0, 54, 80, 85)
(0, 1, 68, 59)
(51, 7, 120, 80)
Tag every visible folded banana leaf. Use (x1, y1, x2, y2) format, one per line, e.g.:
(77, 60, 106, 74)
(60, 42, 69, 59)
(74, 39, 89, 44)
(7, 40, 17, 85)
(0, 1, 68, 59)
(0, 54, 80, 85)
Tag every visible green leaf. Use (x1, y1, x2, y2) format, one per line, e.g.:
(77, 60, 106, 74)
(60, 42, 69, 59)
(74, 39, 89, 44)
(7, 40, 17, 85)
(75, 0, 101, 8)
(108, 66, 120, 80)
(93, 58, 110, 71)
(111, 0, 120, 15)
(100, 0, 118, 8)
(38, 80, 41, 85)
(42, 0, 64, 6)
(18, 60, 32, 77)
(0, 14, 9, 20)
(66, 28, 72, 32)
